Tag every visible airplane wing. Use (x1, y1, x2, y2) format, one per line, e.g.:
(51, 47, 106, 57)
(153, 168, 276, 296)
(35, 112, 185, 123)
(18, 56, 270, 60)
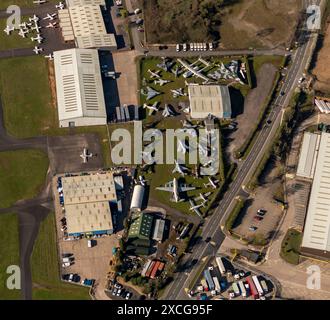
(179, 184, 195, 192)
(156, 181, 174, 192)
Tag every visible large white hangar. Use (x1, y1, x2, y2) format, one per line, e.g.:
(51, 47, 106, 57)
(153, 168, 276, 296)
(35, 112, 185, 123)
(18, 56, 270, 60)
(300, 132, 330, 260)
(59, 0, 117, 49)
(54, 48, 107, 127)
(188, 84, 232, 119)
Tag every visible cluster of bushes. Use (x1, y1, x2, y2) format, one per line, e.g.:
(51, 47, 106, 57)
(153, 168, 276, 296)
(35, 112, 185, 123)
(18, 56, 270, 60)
(225, 197, 245, 231)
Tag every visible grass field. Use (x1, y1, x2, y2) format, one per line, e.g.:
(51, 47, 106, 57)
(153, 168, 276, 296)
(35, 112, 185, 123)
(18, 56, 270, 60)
(252, 56, 285, 75)
(0, 213, 21, 300)
(280, 228, 302, 265)
(0, 150, 49, 209)
(31, 213, 91, 300)
(0, 18, 36, 51)
(0, 56, 57, 138)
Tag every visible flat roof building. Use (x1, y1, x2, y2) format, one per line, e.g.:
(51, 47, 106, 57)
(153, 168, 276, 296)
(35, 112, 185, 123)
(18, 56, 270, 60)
(296, 132, 320, 180)
(59, 1, 117, 49)
(128, 211, 153, 240)
(301, 132, 330, 260)
(61, 172, 117, 236)
(54, 48, 107, 127)
(152, 219, 165, 242)
(188, 84, 231, 119)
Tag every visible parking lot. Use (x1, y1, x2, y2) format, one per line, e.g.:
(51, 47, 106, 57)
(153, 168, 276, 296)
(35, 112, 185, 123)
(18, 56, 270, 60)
(52, 175, 120, 298)
(192, 256, 274, 300)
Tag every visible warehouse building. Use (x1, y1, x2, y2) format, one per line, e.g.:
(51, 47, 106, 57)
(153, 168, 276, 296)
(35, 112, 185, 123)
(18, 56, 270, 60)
(54, 48, 107, 127)
(152, 219, 165, 242)
(296, 132, 320, 180)
(59, 0, 117, 49)
(188, 84, 232, 119)
(300, 132, 330, 260)
(130, 185, 145, 212)
(60, 172, 117, 237)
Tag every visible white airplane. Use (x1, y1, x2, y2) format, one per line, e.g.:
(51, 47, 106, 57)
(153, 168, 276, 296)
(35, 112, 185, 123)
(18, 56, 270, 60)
(172, 160, 188, 176)
(143, 101, 159, 116)
(156, 178, 195, 203)
(46, 22, 57, 28)
(33, 46, 43, 54)
(171, 88, 186, 98)
(43, 13, 57, 21)
(162, 104, 175, 117)
(55, 1, 65, 9)
(80, 147, 92, 163)
(204, 177, 219, 190)
(33, 0, 47, 4)
(3, 25, 14, 35)
(29, 15, 39, 23)
(18, 28, 28, 38)
(31, 34, 43, 43)
(138, 176, 147, 187)
(45, 53, 54, 60)
(31, 23, 41, 33)
(154, 79, 171, 86)
(194, 192, 211, 203)
(188, 199, 204, 219)
(19, 22, 28, 29)
(147, 69, 161, 79)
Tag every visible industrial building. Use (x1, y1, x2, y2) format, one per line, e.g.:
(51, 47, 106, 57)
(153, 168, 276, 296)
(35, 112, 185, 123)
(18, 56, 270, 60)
(128, 212, 153, 240)
(59, 0, 117, 49)
(296, 132, 320, 180)
(188, 84, 232, 119)
(130, 185, 145, 212)
(60, 172, 117, 237)
(152, 219, 165, 242)
(54, 48, 107, 127)
(300, 132, 330, 260)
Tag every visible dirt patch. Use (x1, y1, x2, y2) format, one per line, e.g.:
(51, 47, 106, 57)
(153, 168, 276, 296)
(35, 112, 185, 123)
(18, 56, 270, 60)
(228, 63, 278, 153)
(47, 60, 57, 109)
(312, 23, 330, 94)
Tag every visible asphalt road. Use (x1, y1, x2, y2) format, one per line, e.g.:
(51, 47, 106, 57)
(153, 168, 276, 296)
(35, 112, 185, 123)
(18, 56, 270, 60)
(164, 0, 320, 300)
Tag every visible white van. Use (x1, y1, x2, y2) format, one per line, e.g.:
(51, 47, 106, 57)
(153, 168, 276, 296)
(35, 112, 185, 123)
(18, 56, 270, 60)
(88, 240, 92, 248)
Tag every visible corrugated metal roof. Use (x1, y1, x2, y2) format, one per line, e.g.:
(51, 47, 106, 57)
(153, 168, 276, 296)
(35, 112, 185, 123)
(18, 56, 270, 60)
(188, 85, 231, 119)
(302, 132, 330, 253)
(54, 48, 107, 123)
(296, 132, 320, 179)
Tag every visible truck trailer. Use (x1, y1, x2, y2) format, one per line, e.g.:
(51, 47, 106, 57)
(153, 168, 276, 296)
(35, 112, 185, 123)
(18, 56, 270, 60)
(216, 256, 226, 275)
(238, 280, 247, 297)
(203, 269, 215, 291)
(246, 276, 259, 299)
(252, 275, 264, 296)
(212, 276, 221, 293)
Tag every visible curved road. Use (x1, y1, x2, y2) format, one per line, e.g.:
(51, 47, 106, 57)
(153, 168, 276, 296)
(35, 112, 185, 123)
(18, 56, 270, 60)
(164, 0, 320, 300)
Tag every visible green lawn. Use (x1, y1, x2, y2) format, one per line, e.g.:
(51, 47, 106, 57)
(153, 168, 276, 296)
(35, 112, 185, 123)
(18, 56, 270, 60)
(0, 56, 57, 138)
(0, 18, 35, 51)
(31, 213, 91, 300)
(252, 56, 286, 75)
(280, 228, 302, 265)
(0, 213, 21, 300)
(0, 150, 49, 209)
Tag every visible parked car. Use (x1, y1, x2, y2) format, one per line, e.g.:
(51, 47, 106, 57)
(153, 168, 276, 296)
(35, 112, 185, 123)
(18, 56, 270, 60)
(62, 262, 71, 268)
(125, 292, 132, 300)
(249, 226, 258, 231)
(112, 288, 117, 296)
(254, 216, 263, 222)
(257, 209, 267, 216)
(68, 273, 74, 282)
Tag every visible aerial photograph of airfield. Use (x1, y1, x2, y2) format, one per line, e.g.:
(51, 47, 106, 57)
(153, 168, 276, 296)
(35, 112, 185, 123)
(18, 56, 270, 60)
(1, 0, 330, 301)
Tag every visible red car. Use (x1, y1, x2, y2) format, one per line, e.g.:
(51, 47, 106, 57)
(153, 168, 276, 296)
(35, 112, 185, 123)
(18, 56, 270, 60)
(254, 216, 263, 222)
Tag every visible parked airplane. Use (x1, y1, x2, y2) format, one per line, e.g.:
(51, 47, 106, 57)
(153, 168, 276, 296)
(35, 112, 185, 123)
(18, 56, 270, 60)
(19, 22, 28, 29)
(3, 25, 14, 35)
(172, 160, 188, 176)
(18, 28, 28, 38)
(43, 13, 57, 21)
(154, 78, 171, 86)
(156, 178, 195, 202)
(157, 58, 174, 72)
(171, 88, 186, 98)
(80, 147, 92, 163)
(141, 86, 161, 101)
(194, 192, 211, 203)
(31, 34, 43, 43)
(172, 66, 181, 78)
(204, 177, 219, 190)
(147, 69, 161, 79)
(46, 22, 57, 28)
(45, 53, 54, 60)
(33, 0, 47, 4)
(188, 199, 204, 219)
(31, 23, 41, 33)
(55, 1, 65, 9)
(29, 15, 39, 23)
(162, 104, 175, 117)
(182, 119, 197, 129)
(143, 101, 159, 116)
(33, 46, 43, 54)
(177, 139, 190, 154)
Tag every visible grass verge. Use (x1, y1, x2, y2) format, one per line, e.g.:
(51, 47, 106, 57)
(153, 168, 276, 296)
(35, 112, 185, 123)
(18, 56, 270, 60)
(280, 228, 302, 265)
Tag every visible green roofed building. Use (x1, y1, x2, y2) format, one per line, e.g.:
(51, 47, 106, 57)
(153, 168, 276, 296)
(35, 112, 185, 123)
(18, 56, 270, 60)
(128, 212, 153, 240)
